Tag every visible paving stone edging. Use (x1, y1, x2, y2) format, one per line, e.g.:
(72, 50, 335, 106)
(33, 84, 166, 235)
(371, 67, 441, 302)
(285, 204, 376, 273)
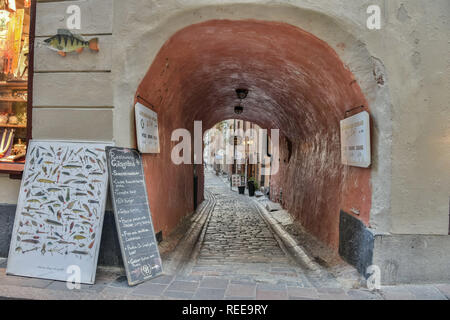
(252, 200, 321, 272)
(163, 190, 216, 274)
(176, 191, 217, 275)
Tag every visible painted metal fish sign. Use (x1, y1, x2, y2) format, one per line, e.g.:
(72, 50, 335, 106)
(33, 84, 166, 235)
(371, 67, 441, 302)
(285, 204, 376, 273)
(43, 29, 99, 57)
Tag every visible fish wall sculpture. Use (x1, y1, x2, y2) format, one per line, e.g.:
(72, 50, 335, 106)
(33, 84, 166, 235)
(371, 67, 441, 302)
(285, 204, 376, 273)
(43, 29, 99, 57)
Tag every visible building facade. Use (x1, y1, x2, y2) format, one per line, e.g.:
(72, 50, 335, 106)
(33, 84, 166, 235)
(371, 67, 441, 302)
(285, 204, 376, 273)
(204, 119, 271, 191)
(0, 0, 448, 284)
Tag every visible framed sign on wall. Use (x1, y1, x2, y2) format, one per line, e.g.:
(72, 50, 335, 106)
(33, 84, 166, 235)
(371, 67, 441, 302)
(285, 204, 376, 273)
(135, 102, 160, 154)
(6, 140, 112, 284)
(340, 111, 371, 168)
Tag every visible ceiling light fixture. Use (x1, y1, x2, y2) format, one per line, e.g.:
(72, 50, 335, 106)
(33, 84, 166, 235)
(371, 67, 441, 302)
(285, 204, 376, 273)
(236, 88, 249, 100)
(234, 105, 244, 115)
(234, 88, 248, 114)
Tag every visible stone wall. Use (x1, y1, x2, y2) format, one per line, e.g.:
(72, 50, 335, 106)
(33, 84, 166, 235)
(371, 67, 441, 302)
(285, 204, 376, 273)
(0, 0, 448, 283)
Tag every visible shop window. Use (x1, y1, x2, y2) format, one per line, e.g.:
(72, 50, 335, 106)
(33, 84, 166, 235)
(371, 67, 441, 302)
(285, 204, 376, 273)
(0, 0, 34, 176)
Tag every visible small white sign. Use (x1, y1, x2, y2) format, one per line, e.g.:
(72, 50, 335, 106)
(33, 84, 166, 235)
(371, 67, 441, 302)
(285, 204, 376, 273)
(340, 111, 371, 168)
(232, 174, 243, 187)
(135, 102, 160, 153)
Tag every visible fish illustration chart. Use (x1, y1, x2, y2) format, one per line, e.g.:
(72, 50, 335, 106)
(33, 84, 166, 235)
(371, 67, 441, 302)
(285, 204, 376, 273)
(6, 141, 112, 284)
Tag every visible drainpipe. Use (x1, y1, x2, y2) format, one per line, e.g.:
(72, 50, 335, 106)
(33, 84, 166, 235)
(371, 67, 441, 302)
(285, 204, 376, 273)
(233, 119, 237, 175)
(266, 131, 272, 197)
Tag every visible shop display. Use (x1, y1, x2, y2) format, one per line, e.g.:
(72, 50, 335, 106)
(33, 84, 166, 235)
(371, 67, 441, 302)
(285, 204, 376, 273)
(0, 127, 14, 157)
(6, 140, 111, 284)
(0, 111, 7, 124)
(44, 29, 99, 57)
(0, 82, 27, 165)
(15, 32, 26, 78)
(0, 1, 17, 13)
(0, 137, 25, 162)
(16, 109, 24, 124)
(0, 0, 30, 170)
(7, 112, 16, 123)
(0, 10, 10, 71)
(12, 136, 24, 152)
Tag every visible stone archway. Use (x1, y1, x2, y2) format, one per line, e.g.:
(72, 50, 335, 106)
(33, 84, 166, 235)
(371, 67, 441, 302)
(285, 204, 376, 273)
(135, 19, 375, 249)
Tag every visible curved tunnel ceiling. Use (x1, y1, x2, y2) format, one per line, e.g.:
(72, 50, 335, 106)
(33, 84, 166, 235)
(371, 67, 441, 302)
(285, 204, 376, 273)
(137, 19, 367, 139)
(136, 20, 372, 246)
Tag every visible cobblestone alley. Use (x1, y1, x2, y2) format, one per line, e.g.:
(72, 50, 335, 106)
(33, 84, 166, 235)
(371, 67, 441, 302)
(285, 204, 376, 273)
(185, 171, 319, 287)
(0, 170, 449, 300)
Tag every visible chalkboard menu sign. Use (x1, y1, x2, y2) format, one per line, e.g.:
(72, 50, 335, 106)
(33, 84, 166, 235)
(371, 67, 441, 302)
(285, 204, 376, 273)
(106, 147, 163, 286)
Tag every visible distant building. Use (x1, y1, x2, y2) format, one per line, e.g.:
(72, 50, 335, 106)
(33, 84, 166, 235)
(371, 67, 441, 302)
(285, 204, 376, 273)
(204, 119, 271, 191)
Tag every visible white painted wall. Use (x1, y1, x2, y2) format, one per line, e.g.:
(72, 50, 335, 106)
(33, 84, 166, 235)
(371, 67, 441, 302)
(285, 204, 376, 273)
(1, 0, 448, 239)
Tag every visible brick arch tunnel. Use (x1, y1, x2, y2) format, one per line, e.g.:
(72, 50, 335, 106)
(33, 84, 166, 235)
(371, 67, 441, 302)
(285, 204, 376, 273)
(135, 19, 371, 250)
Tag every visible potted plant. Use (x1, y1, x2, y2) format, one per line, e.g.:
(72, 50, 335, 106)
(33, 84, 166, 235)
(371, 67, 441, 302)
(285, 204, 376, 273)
(247, 177, 259, 197)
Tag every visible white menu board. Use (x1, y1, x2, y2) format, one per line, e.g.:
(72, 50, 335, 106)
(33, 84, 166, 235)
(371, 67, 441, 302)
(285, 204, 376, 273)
(135, 102, 160, 154)
(340, 111, 371, 168)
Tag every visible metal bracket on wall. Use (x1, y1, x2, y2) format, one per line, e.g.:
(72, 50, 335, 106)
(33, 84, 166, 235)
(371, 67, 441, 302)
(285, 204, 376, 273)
(156, 231, 163, 244)
(344, 105, 366, 118)
(136, 95, 157, 110)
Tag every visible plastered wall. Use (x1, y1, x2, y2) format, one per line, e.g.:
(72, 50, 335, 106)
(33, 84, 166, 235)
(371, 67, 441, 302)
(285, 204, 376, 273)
(0, 0, 447, 241)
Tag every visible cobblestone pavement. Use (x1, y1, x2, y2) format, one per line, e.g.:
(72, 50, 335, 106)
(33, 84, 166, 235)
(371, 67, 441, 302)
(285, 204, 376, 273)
(185, 171, 326, 290)
(0, 171, 449, 300)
